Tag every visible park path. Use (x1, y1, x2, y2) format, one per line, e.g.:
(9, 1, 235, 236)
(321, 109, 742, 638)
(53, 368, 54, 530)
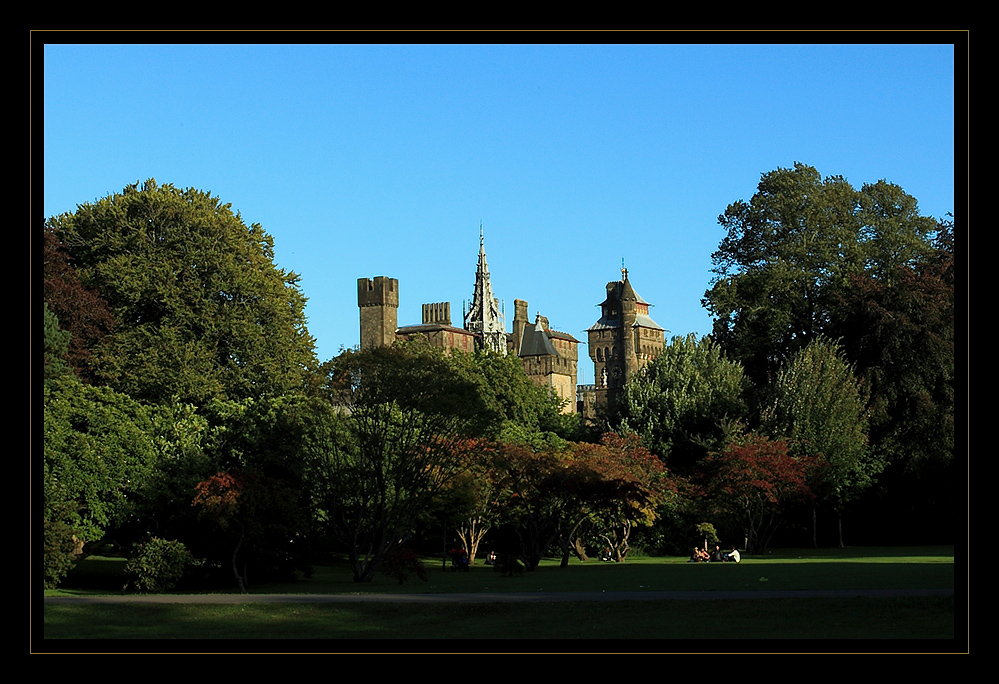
(44, 588, 953, 604)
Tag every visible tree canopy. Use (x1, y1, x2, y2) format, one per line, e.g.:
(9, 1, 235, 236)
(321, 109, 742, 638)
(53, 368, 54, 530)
(44, 180, 317, 405)
(762, 337, 877, 546)
(703, 162, 939, 387)
(309, 343, 492, 582)
(614, 333, 747, 471)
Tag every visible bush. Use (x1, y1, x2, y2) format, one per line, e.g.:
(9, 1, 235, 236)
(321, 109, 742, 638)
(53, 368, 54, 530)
(493, 553, 524, 577)
(380, 547, 429, 585)
(43, 517, 79, 589)
(124, 538, 196, 592)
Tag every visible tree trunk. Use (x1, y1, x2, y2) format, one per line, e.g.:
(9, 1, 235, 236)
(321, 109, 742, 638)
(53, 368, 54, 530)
(812, 505, 818, 548)
(837, 509, 844, 548)
(232, 526, 247, 594)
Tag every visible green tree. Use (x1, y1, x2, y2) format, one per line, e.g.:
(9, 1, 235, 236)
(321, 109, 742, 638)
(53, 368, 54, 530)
(762, 337, 877, 547)
(308, 343, 491, 582)
(826, 218, 955, 540)
(449, 348, 579, 443)
(43, 376, 161, 546)
(45, 180, 316, 405)
(43, 303, 73, 382)
(615, 333, 747, 472)
(703, 163, 938, 388)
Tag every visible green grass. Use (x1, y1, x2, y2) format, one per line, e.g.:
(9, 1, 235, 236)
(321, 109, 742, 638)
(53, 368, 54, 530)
(42, 596, 955, 643)
(40, 547, 960, 648)
(47, 545, 957, 597)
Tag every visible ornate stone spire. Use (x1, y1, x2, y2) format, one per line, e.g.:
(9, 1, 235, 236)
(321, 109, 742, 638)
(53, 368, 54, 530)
(464, 225, 506, 353)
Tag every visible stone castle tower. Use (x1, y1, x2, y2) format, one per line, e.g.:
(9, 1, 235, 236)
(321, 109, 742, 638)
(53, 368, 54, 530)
(514, 301, 579, 412)
(357, 276, 399, 349)
(584, 267, 665, 412)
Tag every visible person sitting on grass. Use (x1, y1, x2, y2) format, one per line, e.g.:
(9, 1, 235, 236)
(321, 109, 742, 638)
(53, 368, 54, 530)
(710, 544, 726, 562)
(726, 546, 741, 563)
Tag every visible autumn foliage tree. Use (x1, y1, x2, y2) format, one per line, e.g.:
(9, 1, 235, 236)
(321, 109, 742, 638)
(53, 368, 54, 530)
(697, 433, 818, 554)
(570, 433, 677, 563)
(485, 441, 584, 571)
(192, 469, 306, 593)
(43, 222, 115, 383)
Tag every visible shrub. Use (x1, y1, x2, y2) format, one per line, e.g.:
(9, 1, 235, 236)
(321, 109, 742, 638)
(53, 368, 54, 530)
(380, 547, 429, 585)
(124, 538, 195, 592)
(43, 516, 79, 590)
(493, 553, 524, 577)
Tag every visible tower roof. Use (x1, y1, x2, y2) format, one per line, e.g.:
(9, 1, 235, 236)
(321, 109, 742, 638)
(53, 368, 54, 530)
(518, 317, 560, 357)
(588, 271, 663, 332)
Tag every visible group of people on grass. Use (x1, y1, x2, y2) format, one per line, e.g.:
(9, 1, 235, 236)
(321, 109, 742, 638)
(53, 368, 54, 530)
(689, 544, 740, 563)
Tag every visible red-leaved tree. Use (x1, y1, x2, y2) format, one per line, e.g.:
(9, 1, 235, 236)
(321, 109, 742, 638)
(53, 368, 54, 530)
(192, 469, 304, 593)
(697, 433, 819, 554)
(571, 433, 679, 563)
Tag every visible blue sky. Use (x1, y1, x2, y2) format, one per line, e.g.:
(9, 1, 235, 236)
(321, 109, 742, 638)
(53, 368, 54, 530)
(41, 41, 957, 379)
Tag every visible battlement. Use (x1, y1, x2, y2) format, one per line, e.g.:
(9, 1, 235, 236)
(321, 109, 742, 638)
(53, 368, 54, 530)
(357, 276, 399, 308)
(358, 276, 400, 349)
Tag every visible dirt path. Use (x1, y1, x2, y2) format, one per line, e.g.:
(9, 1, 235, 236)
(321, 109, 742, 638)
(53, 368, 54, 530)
(44, 588, 953, 604)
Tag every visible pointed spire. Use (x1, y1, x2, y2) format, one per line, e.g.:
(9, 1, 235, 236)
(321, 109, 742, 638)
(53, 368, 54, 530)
(464, 224, 506, 353)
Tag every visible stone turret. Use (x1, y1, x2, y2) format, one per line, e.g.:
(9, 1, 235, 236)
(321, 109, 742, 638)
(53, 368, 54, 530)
(357, 276, 399, 349)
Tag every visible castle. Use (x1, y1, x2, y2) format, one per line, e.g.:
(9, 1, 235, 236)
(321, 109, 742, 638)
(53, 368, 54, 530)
(358, 231, 665, 420)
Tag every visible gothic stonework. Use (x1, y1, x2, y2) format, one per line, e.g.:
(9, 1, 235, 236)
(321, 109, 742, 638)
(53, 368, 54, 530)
(464, 228, 507, 354)
(583, 268, 665, 417)
(358, 236, 663, 419)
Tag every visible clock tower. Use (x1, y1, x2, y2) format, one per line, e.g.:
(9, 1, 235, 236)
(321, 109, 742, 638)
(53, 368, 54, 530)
(586, 267, 665, 410)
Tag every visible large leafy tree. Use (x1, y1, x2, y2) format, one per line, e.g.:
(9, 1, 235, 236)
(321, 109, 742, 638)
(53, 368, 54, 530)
(827, 218, 955, 540)
(703, 163, 938, 388)
(308, 343, 492, 582)
(43, 376, 161, 546)
(762, 337, 877, 547)
(614, 333, 747, 472)
(45, 180, 316, 405)
(697, 433, 817, 554)
(448, 349, 580, 444)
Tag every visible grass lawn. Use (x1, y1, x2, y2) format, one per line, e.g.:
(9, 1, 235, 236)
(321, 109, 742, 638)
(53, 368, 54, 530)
(39, 546, 961, 650)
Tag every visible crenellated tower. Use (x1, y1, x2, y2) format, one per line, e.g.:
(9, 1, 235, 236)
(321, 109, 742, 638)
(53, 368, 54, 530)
(357, 276, 399, 349)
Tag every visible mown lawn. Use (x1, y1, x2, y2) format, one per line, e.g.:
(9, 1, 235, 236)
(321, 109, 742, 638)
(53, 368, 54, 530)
(39, 546, 961, 650)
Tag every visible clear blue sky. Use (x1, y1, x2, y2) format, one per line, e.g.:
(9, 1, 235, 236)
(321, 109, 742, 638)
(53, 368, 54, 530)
(41, 41, 957, 379)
